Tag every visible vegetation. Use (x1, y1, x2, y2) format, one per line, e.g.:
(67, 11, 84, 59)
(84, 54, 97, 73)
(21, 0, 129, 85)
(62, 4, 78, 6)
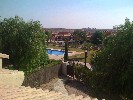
(81, 42, 94, 50)
(64, 38, 68, 61)
(47, 44, 84, 52)
(90, 19, 133, 99)
(45, 30, 52, 45)
(69, 50, 97, 63)
(0, 16, 49, 71)
(72, 30, 87, 47)
(71, 18, 133, 100)
(8, 59, 62, 74)
(91, 31, 103, 45)
(3, 16, 131, 99)
(74, 64, 91, 83)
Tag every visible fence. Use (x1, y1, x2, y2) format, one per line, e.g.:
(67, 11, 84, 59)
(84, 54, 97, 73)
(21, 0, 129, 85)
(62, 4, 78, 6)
(22, 64, 62, 88)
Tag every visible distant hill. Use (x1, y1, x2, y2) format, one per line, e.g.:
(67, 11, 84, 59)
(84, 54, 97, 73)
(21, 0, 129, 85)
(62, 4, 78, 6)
(44, 28, 116, 33)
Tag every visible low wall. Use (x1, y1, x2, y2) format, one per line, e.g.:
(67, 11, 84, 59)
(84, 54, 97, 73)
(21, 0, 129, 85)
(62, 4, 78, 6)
(22, 64, 62, 88)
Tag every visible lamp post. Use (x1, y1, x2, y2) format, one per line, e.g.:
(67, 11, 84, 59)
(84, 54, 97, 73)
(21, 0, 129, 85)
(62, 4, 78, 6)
(84, 50, 88, 67)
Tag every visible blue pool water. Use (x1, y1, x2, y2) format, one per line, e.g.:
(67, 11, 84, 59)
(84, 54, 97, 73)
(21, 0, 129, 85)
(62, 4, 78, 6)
(47, 49, 65, 56)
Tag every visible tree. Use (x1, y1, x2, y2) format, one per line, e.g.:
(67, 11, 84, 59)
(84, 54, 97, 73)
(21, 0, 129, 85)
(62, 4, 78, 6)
(90, 19, 133, 99)
(64, 38, 68, 61)
(45, 30, 52, 45)
(91, 31, 103, 45)
(0, 16, 49, 70)
(80, 31, 87, 43)
(72, 30, 87, 47)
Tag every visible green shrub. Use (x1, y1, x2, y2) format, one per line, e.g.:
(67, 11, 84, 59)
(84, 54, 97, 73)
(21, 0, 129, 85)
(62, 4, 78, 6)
(74, 64, 92, 84)
(91, 31, 103, 45)
(81, 42, 94, 50)
(0, 16, 49, 71)
(90, 19, 133, 99)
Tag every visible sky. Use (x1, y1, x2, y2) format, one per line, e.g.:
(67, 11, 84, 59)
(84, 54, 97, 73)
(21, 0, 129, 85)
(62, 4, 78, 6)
(0, 0, 133, 29)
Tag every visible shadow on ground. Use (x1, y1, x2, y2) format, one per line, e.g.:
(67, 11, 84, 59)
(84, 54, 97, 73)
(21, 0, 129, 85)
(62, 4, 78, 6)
(64, 79, 93, 98)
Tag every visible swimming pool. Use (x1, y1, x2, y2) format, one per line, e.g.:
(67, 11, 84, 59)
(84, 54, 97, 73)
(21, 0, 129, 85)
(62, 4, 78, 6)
(46, 49, 65, 56)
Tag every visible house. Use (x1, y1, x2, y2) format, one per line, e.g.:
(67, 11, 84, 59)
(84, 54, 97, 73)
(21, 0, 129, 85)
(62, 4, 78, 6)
(86, 32, 93, 40)
(51, 32, 72, 42)
(44, 28, 117, 44)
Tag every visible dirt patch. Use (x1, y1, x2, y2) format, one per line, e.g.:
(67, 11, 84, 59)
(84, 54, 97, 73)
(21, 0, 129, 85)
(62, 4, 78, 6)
(39, 76, 91, 98)
(64, 79, 90, 97)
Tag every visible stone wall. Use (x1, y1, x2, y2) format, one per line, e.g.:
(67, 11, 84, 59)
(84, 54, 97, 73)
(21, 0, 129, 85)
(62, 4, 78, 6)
(22, 64, 62, 88)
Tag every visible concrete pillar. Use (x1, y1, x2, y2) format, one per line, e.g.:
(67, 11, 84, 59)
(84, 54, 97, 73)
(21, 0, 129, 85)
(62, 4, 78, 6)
(0, 53, 9, 69)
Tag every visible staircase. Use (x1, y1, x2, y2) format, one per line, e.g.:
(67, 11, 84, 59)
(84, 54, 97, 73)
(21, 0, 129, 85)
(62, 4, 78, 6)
(0, 53, 99, 100)
(0, 85, 93, 100)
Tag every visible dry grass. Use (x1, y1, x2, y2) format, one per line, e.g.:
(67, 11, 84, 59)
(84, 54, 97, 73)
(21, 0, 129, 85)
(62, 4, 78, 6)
(69, 50, 97, 63)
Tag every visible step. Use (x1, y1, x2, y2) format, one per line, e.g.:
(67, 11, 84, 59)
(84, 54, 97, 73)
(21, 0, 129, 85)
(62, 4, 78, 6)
(73, 95, 83, 100)
(0, 85, 99, 100)
(0, 69, 24, 87)
(82, 96, 92, 100)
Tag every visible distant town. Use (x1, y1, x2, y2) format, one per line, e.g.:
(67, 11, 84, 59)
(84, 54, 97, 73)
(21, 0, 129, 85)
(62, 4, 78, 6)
(44, 27, 117, 43)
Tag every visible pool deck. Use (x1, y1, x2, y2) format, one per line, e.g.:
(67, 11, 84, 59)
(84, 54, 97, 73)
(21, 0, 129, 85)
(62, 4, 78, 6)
(47, 48, 84, 60)
(47, 48, 92, 69)
(48, 51, 83, 60)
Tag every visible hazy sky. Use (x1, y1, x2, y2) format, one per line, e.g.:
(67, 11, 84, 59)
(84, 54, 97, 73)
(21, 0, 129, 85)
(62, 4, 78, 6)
(0, 0, 133, 29)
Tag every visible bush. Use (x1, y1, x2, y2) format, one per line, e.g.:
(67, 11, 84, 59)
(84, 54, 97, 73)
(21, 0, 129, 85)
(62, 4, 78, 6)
(90, 19, 133, 99)
(91, 31, 103, 45)
(81, 42, 94, 50)
(0, 16, 49, 71)
(74, 64, 92, 84)
(7, 59, 62, 74)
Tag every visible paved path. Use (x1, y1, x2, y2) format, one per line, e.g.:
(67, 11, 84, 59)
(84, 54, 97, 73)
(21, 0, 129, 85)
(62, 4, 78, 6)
(54, 79, 68, 96)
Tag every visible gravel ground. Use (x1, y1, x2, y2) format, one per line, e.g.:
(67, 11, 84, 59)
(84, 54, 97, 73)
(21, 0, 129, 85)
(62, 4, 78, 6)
(39, 78, 59, 91)
(39, 76, 91, 98)
(64, 79, 90, 97)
